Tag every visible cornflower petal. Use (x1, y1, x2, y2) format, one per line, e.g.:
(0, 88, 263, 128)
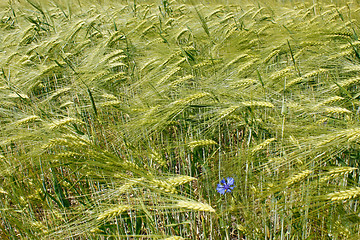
(217, 184, 226, 194)
(217, 177, 235, 195)
(227, 177, 234, 186)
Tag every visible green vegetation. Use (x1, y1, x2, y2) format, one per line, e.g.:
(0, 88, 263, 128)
(2, 0, 360, 239)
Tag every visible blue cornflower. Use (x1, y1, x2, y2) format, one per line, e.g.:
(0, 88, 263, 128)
(216, 177, 235, 195)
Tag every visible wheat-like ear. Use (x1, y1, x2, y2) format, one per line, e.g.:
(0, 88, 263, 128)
(171, 92, 211, 106)
(28, 65, 62, 91)
(285, 77, 303, 89)
(328, 49, 353, 60)
(162, 237, 185, 240)
(170, 75, 194, 87)
(193, 60, 214, 70)
(161, 46, 195, 66)
(315, 96, 344, 107)
(175, 200, 215, 212)
(188, 139, 217, 150)
(215, 106, 239, 122)
(100, 50, 126, 63)
(237, 58, 259, 76)
(222, 23, 238, 41)
(73, 39, 91, 54)
(343, 64, 360, 72)
(313, 128, 360, 151)
(293, 48, 308, 60)
(340, 41, 360, 50)
(99, 100, 121, 107)
(97, 205, 132, 221)
(303, 68, 328, 78)
(29, 221, 47, 233)
(331, 77, 360, 90)
(114, 178, 146, 193)
(150, 149, 167, 166)
(223, 54, 249, 70)
(270, 66, 294, 80)
(323, 106, 352, 115)
(13, 115, 41, 125)
(105, 31, 126, 47)
(66, 21, 85, 42)
(165, 175, 196, 186)
(320, 167, 356, 183)
(18, 26, 35, 45)
(55, 152, 83, 160)
(264, 49, 281, 63)
(89, 70, 109, 84)
(252, 138, 276, 154)
(286, 170, 313, 186)
(42, 87, 72, 103)
(48, 117, 84, 130)
(157, 66, 182, 85)
(102, 72, 127, 85)
(231, 78, 258, 89)
(241, 101, 274, 108)
(42, 134, 90, 150)
(149, 179, 176, 193)
(146, 37, 166, 46)
(326, 187, 360, 201)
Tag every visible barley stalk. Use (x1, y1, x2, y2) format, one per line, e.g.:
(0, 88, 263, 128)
(162, 237, 185, 240)
(176, 200, 215, 212)
(49, 117, 84, 130)
(327, 187, 360, 201)
(97, 205, 132, 221)
(286, 170, 313, 186)
(166, 175, 196, 186)
(252, 138, 276, 154)
(13, 115, 41, 125)
(188, 139, 217, 149)
(241, 101, 274, 108)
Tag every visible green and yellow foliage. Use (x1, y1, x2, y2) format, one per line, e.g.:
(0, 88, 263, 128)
(2, 0, 360, 239)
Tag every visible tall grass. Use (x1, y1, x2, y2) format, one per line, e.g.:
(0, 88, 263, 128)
(2, 0, 360, 239)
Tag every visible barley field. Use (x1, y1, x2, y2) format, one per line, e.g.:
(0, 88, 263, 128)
(2, 0, 360, 239)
